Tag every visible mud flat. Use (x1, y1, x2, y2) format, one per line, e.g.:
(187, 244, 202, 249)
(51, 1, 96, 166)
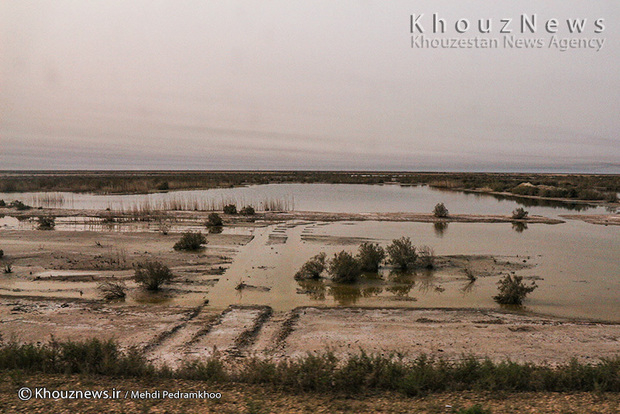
(561, 214, 620, 226)
(270, 307, 620, 365)
(264, 211, 566, 224)
(2, 298, 619, 367)
(1, 206, 564, 224)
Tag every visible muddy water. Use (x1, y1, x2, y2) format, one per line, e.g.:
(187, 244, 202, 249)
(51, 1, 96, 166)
(0, 184, 610, 217)
(198, 219, 619, 322)
(1, 184, 617, 322)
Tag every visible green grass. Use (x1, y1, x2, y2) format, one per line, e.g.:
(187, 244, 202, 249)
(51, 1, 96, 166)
(0, 339, 618, 396)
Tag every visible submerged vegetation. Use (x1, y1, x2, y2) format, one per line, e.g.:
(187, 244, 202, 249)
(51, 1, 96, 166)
(0, 338, 618, 395)
(328, 251, 362, 283)
(294, 252, 327, 280)
(493, 275, 538, 305)
(296, 237, 437, 284)
(356, 242, 385, 272)
(386, 237, 418, 271)
(134, 260, 174, 291)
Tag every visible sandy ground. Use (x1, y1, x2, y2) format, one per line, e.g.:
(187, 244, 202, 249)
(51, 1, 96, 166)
(2, 299, 618, 368)
(1, 206, 565, 224)
(561, 214, 620, 226)
(0, 210, 618, 381)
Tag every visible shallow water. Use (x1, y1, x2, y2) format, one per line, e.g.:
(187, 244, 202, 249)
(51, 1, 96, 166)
(0, 183, 611, 218)
(195, 220, 619, 322)
(1, 184, 618, 321)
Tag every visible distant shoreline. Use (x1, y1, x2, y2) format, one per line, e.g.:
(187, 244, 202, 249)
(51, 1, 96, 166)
(1, 171, 618, 208)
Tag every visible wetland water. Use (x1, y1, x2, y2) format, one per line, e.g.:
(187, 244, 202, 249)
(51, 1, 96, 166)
(1, 184, 618, 321)
(0, 183, 610, 217)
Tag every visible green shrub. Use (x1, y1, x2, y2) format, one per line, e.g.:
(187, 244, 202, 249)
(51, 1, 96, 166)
(433, 202, 449, 218)
(0, 249, 3, 259)
(0, 340, 619, 394)
(329, 251, 362, 283)
(294, 252, 327, 280)
(0, 200, 5, 207)
(356, 242, 385, 272)
(134, 260, 174, 291)
(9, 200, 30, 211)
(386, 237, 417, 271)
(240, 206, 255, 216)
(206, 212, 223, 227)
(156, 181, 169, 191)
(173, 231, 207, 251)
(223, 204, 237, 214)
(512, 207, 528, 219)
(493, 275, 537, 305)
(37, 216, 56, 230)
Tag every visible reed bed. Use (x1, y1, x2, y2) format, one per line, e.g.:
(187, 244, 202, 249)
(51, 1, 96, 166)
(109, 195, 294, 215)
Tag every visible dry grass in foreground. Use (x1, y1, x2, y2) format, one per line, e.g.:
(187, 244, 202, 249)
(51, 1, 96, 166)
(0, 373, 619, 414)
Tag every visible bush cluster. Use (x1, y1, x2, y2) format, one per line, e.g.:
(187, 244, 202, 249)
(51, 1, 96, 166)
(223, 204, 237, 214)
(239, 206, 255, 216)
(356, 242, 385, 272)
(295, 238, 436, 283)
(512, 207, 529, 219)
(328, 251, 362, 283)
(8, 200, 31, 210)
(173, 232, 207, 251)
(134, 260, 174, 291)
(433, 202, 449, 218)
(294, 252, 326, 280)
(386, 237, 418, 271)
(493, 275, 537, 305)
(37, 216, 56, 230)
(205, 212, 223, 227)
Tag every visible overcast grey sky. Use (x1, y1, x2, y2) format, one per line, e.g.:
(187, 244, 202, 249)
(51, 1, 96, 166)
(1, 0, 619, 172)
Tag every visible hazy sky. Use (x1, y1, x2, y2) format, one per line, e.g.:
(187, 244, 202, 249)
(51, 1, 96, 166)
(1, 0, 619, 172)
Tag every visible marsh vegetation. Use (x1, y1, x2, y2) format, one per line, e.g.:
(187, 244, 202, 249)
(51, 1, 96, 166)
(134, 260, 174, 291)
(0, 338, 618, 395)
(173, 231, 207, 251)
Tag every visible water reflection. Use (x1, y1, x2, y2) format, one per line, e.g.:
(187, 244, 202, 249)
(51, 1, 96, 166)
(296, 279, 326, 301)
(485, 192, 596, 211)
(433, 221, 448, 237)
(329, 284, 384, 306)
(208, 226, 223, 234)
(460, 280, 476, 293)
(511, 222, 528, 233)
(296, 268, 449, 305)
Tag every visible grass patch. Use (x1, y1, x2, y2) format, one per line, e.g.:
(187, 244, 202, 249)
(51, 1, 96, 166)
(0, 340, 618, 395)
